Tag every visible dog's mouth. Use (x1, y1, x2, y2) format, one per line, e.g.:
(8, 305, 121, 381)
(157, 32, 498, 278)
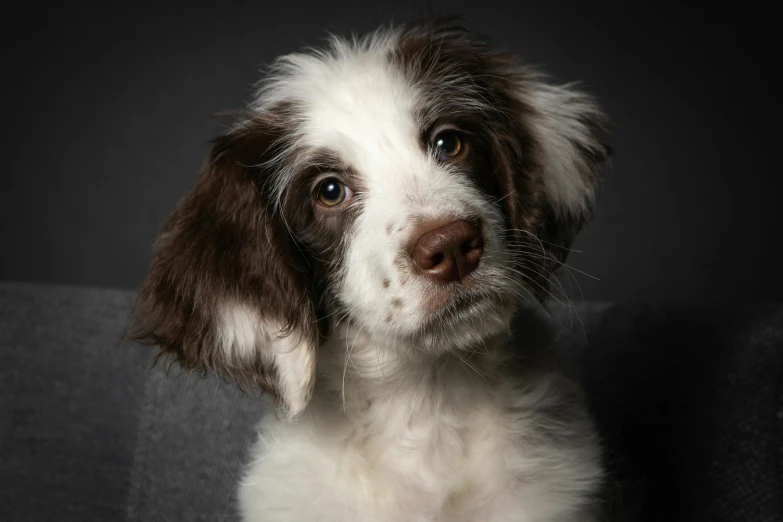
(420, 285, 505, 327)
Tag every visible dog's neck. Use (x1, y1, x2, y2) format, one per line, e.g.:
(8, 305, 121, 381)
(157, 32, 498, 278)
(314, 322, 511, 419)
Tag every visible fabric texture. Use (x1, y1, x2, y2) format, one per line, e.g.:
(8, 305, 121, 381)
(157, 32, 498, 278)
(0, 283, 147, 521)
(1, 282, 781, 521)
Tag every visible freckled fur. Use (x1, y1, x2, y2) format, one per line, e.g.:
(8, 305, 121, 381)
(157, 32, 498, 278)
(131, 18, 611, 522)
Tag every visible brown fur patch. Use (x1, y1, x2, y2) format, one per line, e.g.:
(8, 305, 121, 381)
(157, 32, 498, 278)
(128, 105, 320, 410)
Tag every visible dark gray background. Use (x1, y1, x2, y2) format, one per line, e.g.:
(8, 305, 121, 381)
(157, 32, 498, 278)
(3, 2, 780, 303)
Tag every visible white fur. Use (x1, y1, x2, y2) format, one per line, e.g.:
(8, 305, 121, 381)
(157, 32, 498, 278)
(521, 77, 607, 217)
(254, 29, 519, 352)
(210, 27, 605, 521)
(239, 326, 603, 522)
(218, 303, 314, 417)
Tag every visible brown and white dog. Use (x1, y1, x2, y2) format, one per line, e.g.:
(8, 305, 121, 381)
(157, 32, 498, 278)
(131, 19, 611, 521)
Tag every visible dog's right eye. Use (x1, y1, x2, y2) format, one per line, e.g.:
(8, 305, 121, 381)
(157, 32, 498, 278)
(316, 178, 353, 207)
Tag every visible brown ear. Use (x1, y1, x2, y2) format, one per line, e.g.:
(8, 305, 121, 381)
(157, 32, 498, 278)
(511, 76, 611, 280)
(130, 111, 318, 418)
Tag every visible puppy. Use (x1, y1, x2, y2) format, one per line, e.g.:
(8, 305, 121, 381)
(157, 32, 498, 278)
(131, 19, 611, 522)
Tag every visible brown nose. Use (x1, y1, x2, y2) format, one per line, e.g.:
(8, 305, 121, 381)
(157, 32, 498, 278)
(409, 220, 484, 283)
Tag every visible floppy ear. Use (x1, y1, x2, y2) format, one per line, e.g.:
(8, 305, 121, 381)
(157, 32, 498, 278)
(130, 112, 318, 418)
(515, 75, 611, 268)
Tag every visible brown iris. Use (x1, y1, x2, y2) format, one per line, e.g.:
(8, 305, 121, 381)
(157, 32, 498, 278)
(434, 132, 463, 159)
(317, 178, 350, 207)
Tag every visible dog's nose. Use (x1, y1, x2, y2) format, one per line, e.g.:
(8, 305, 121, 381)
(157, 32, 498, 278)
(409, 220, 484, 283)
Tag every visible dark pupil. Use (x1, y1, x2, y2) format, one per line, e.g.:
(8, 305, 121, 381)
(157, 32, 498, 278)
(437, 134, 457, 153)
(322, 181, 342, 201)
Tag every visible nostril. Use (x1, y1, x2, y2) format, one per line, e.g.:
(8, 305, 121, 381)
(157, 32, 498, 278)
(461, 240, 480, 254)
(461, 232, 483, 252)
(409, 219, 484, 283)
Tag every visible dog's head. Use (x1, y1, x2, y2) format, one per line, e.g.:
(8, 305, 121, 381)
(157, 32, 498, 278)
(131, 21, 610, 418)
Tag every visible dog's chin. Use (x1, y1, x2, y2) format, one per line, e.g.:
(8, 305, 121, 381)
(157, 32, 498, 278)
(337, 275, 518, 355)
(407, 285, 517, 353)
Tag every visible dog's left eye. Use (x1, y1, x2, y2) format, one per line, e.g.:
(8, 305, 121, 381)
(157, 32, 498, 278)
(433, 132, 464, 159)
(316, 178, 354, 207)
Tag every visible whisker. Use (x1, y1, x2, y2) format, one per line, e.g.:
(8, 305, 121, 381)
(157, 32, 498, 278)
(504, 228, 584, 253)
(314, 305, 352, 323)
(453, 348, 487, 379)
(507, 241, 599, 281)
(503, 265, 571, 310)
(508, 256, 574, 307)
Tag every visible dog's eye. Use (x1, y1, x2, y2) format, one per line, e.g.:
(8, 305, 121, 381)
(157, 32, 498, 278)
(433, 132, 463, 159)
(316, 178, 353, 207)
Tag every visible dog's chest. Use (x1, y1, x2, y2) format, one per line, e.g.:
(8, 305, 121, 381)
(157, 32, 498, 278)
(364, 404, 505, 482)
(240, 380, 602, 522)
(312, 400, 514, 519)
